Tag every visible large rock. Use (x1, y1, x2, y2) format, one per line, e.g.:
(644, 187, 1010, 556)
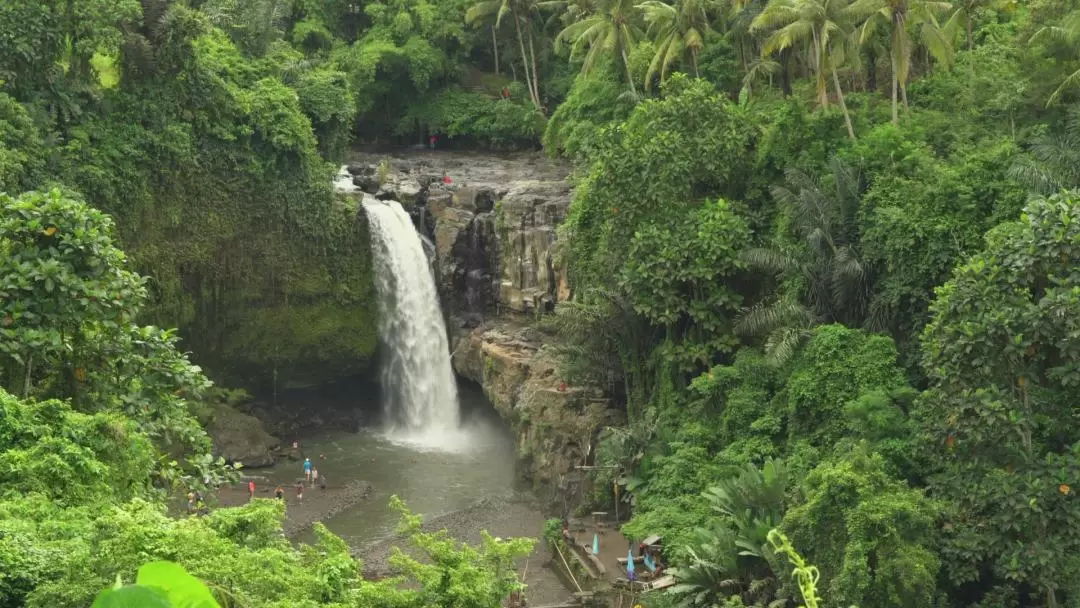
(208, 404, 281, 468)
(496, 179, 571, 314)
(452, 322, 622, 507)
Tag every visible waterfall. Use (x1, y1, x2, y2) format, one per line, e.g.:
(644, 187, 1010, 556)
(361, 196, 462, 447)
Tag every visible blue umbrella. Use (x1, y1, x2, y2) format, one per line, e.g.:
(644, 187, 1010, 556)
(626, 547, 636, 580)
(592, 533, 600, 555)
(643, 552, 656, 572)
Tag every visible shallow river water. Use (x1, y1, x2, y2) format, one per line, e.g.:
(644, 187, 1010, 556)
(289, 383, 519, 544)
(248, 382, 573, 604)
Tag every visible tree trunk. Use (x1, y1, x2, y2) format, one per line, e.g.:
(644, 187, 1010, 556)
(528, 28, 543, 113)
(966, 12, 973, 52)
(23, 354, 32, 400)
(891, 54, 899, 125)
(812, 33, 828, 109)
(865, 46, 877, 92)
(513, 14, 539, 108)
(780, 47, 792, 96)
(832, 67, 856, 141)
(492, 26, 500, 75)
(621, 46, 638, 96)
(901, 80, 909, 112)
(691, 49, 699, 78)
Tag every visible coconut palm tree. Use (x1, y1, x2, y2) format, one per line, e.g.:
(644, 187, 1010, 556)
(846, 0, 954, 124)
(751, 0, 857, 140)
(467, 0, 543, 108)
(554, 0, 644, 94)
(637, 0, 714, 88)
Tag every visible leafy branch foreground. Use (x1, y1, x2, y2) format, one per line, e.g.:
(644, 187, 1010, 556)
(84, 496, 534, 608)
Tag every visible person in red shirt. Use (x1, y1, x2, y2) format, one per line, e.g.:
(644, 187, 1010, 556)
(247, 480, 256, 501)
(429, 135, 437, 149)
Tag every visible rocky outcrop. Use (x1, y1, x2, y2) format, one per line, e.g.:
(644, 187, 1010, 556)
(451, 322, 622, 508)
(207, 403, 281, 468)
(344, 151, 572, 322)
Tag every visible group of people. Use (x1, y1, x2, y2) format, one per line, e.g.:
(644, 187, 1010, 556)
(253, 453, 329, 505)
(186, 444, 332, 513)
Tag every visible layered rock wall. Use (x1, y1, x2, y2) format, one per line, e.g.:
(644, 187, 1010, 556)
(451, 324, 622, 508)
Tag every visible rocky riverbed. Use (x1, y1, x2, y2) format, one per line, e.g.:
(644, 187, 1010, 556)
(217, 479, 374, 537)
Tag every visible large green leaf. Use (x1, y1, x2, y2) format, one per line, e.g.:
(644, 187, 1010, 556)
(135, 561, 220, 608)
(90, 585, 171, 608)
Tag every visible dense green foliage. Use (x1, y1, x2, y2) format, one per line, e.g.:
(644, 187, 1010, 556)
(5, 0, 1080, 606)
(534, 2, 1080, 607)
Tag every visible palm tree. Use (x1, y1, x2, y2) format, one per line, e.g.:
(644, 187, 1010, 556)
(637, 0, 714, 88)
(554, 0, 644, 94)
(751, 0, 857, 140)
(1030, 9, 1080, 107)
(1008, 105, 1080, 195)
(736, 156, 869, 363)
(846, 0, 954, 124)
(467, 0, 543, 108)
(669, 460, 793, 607)
(943, 0, 1014, 52)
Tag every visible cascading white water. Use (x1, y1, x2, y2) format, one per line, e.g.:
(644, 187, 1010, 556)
(361, 195, 462, 447)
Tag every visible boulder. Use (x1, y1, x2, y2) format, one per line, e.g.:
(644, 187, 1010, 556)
(208, 403, 280, 468)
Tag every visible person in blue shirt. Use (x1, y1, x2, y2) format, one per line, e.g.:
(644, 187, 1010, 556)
(303, 457, 313, 484)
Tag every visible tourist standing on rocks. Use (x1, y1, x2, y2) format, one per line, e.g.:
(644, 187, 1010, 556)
(247, 480, 256, 501)
(275, 485, 284, 500)
(312, 467, 319, 487)
(303, 457, 312, 483)
(295, 481, 304, 504)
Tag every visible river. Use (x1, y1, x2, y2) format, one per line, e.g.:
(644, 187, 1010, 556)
(241, 381, 573, 605)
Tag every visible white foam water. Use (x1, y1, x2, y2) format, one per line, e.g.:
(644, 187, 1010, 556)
(359, 193, 466, 450)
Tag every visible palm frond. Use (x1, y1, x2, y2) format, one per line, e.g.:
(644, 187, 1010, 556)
(735, 298, 814, 337)
(764, 325, 810, 364)
(741, 246, 797, 273)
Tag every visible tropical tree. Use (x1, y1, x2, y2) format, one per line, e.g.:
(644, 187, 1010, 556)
(1029, 9, 1080, 106)
(467, 0, 544, 108)
(669, 459, 794, 607)
(918, 192, 1080, 606)
(554, 0, 644, 94)
(846, 0, 954, 124)
(943, 0, 1015, 51)
(638, 0, 714, 87)
(737, 156, 869, 363)
(751, 0, 857, 140)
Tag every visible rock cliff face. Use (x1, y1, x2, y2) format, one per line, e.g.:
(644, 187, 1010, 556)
(344, 151, 615, 506)
(450, 323, 622, 507)
(345, 151, 572, 321)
